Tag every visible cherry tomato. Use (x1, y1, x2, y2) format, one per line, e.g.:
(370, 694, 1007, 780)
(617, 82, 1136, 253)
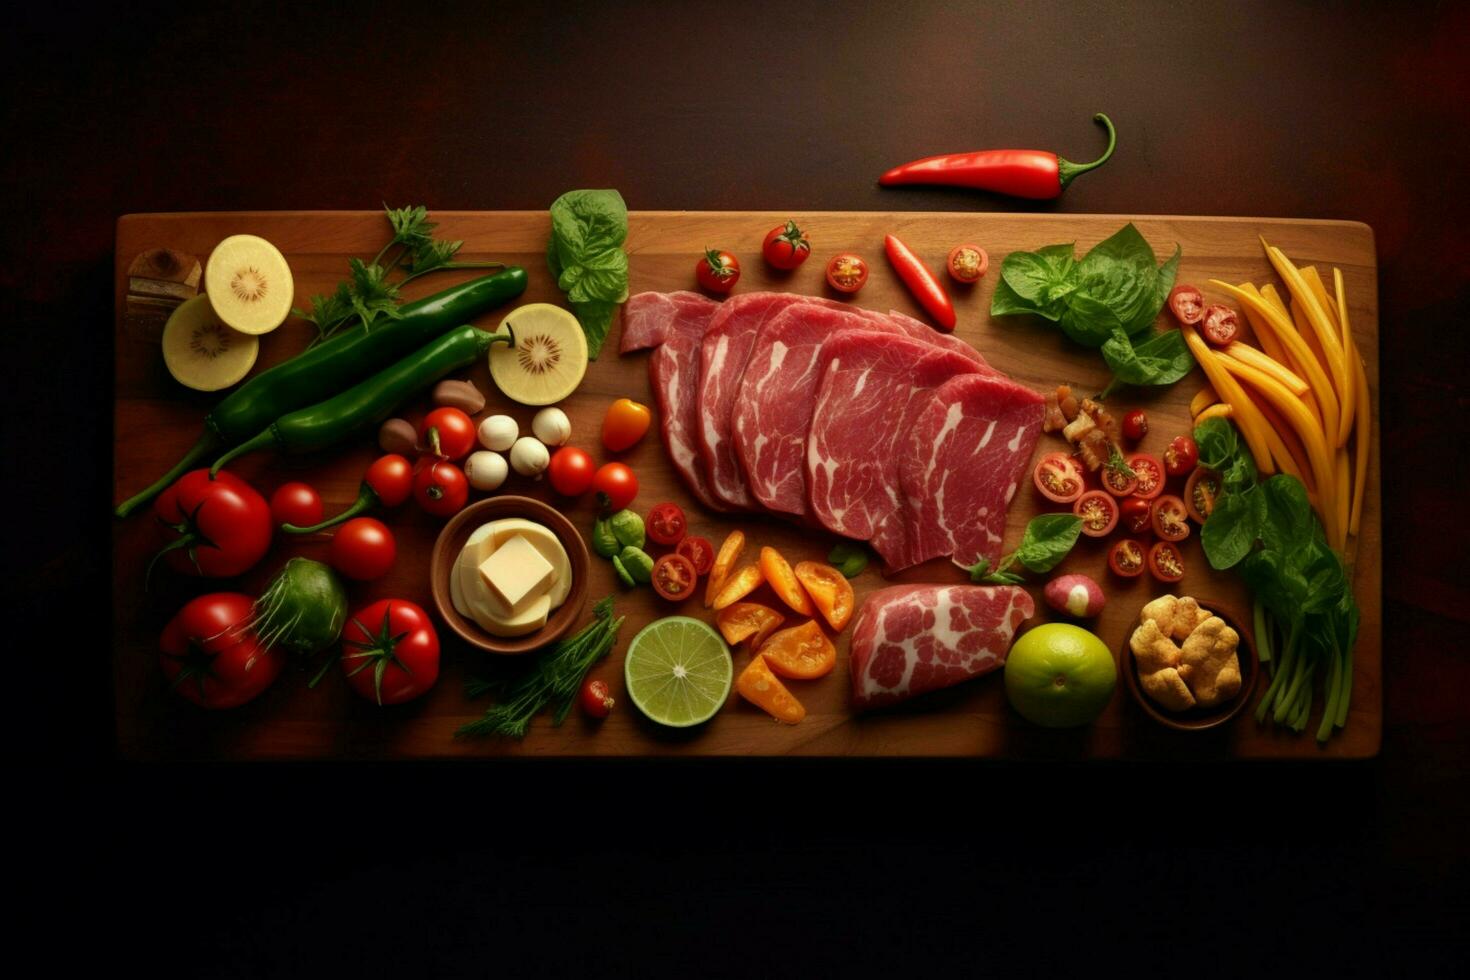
(1101, 460, 1138, 497)
(365, 454, 414, 507)
(153, 470, 272, 579)
(1033, 452, 1085, 504)
(340, 599, 439, 705)
(1074, 490, 1119, 537)
(677, 535, 714, 576)
(1120, 496, 1153, 534)
(1168, 284, 1205, 325)
(413, 459, 469, 517)
(159, 592, 283, 709)
(1201, 304, 1241, 346)
(419, 407, 477, 461)
(1122, 409, 1148, 442)
(593, 463, 638, 513)
(602, 398, 652, 452)
(270, 482, 323, 529)
(547, 446, 596, 497)
(696, 249, 740, 293)
(761, 220, 810, 270)
(646, 502, 687, 547)
(579, 678, 615, 719)
(329, 517, 396, 581)
(1185, 468, 1222, 524)
(652, 553, 698, 602)
(1148, 541, 1186, 583)
(1107, 539, 1147, 579)
(946, 244, 988, 283)
(1151, 494, 1191, 541)
(825, 253, 868, 294)
(1164, 435, 1199, 477)
(1127, 453, 1165, 500)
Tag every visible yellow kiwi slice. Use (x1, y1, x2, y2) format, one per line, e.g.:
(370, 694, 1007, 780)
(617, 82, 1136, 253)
(161, 294, 260, 391)
(489, 303, 589, 405)
(204, 234, 294, 335)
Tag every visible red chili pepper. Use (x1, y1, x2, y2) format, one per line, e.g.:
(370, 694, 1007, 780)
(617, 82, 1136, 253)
(879, 113, 1116, 200)
(884, 234, 955, 331)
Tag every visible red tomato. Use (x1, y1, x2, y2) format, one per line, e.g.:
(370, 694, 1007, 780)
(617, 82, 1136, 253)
(1127, 453, 1165, 500)
(696, 249, 740, 293)
(1201, 305, 1241, 346)
(1148, 541, 1186, 583)
(762, 220, 810, 270)
(414, 459, 469, 517)
(1107, 539, 1147, 578)
(652, 553, 698, 602)
(1101, 460, 1138, 497)
(153, 469, 272, 579)
(548, 446, 596, 497)
(1168, 284, 1205, 325)
(1122, 409, 1148, 442)
(946, 244, 988, 283)
(340, 599, 440, 705)
(1033, 452, 1085, 504)
(365, 454, 414, 507)
(1074, 490, 1119, 537)
(1185, 468, 1222, 524)
(593, 463, 638, 513)
(579, 678, 615, 719)
(1151, 495, 1191, 542)
(419, 407, 476, 461)
(270, 482, 323, 529)
(825, 253, 869, 294)
(159, 592, 283, 709)
(1164, 435, 1199, 477)
(646, 502, 687, 547)
(1120, 496, 1152, 534)
(330, 517, 396, 581)
(677, 535, 714, 576)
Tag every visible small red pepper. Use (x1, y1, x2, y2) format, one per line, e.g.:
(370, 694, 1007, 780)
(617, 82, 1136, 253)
(884, 234, 955, 331)
(879, 113, 1116, 200)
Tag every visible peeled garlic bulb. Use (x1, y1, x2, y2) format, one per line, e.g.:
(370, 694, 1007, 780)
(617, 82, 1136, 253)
(531, 406, 572, 446)
(509, 437, 550, 477)
(465, 451, 508, 491)
(478, 414, 518, 452)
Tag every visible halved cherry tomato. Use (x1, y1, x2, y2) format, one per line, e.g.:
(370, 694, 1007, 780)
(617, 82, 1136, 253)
(696, 249, 740, 293)
(704, 530, 746, 607)
(1184, 468, 1222, 524)
(1033, 452, 1085, 504)
(1127, 453, 1165, 500)
(1074, 490, 1119, 537)
(711, 563, 764, 610)
(825, 253, 868, 294)
(1108, 539, 1147, 578)
(646, 502, 687, 547)
(602, 398, 652, 452)
(793, 561, 854, 631)
(1151, 494, 1191, 541)
(592, 463, 639, 513)
(1101, 460, 1138, 497)
(762, 220, 810, 270)
(1148, 541, 1186, 582)
(1120, 496, 1152, 534)
(1164, 435, 1199, 477)
(1201, 304, 1240, 346)
(1122, 409, 1148, 442)
(758, 620, 836, 680)
(652, 553, 698, 602)
(737, 654, 805, 724)
(1168, 284, 1206, 325)
(716, 602, 786, 648)
(419, 407, 477, 461)
(946, 244, 988, 284)
(758, 546, 814, 616)
(677, 535, 714, 576)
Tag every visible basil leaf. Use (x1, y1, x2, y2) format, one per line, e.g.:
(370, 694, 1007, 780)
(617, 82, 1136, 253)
(828, 543, 869, 579)
(980, 570, 1027, 585)
(560, 249, 629, 305)
(547, 189, 629, 360)
(1000, 244, 1077, 317)
(1060, 294, 1124, 348)
(570, 300, 617, 361)
(1103, 328, 1194, 387)
(966, 556, 990, 581)
(989, 276, 1047, 319)
(549, 189, 628, 257)
(1200, 489, 1262, 570)
(1154, 245, 1182, 315)
(1079, 224, 1165, 337)
(1014, 514, 1084, 573)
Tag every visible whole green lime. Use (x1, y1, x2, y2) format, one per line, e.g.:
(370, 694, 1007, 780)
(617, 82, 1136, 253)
(1003, 623, 1117, 728)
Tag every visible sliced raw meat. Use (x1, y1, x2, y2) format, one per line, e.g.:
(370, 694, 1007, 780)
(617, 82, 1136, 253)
(805, 331, 979, 540)
(849, 584, 1034, 710)
(885, 309, 994, 371)
(871, 373, 1046, 573)
(619, 291, 727, 511)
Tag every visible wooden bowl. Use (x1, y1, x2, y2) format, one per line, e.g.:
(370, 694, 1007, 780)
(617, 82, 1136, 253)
(429, 496, 589, 655)
(1119, 598, 1259, 732)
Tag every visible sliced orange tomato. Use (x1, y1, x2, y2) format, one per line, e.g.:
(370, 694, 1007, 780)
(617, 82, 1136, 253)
(757, 546, 814, 616)
(711, 564, 764, 610)
(758, 620, 836, 680)
(793, 561, 854, 631)
(715, 602, 786, 649)
(703, 530, 746, 607)
(737, 654, 806, 724)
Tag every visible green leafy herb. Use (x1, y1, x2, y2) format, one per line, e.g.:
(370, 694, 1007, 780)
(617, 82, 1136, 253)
(547, 189, 630, 359)
(966, 514, 1083, 584)
(828, 543, 869, 579)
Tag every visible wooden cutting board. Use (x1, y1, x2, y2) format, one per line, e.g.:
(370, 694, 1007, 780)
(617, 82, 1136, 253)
(112, 211, 1381, 759)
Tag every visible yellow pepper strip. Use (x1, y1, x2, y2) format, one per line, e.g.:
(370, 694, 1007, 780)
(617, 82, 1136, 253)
(1335, 448, 1351, 552)
(1181, 322, 1276, 478)
(1252, 394, 1316, 494)
(1299, 266, 1342, 341)
(1329, 267, 1359, 501)
(1194, 402, 1232, 424)
(1189, 383, 1220, 418)
(1263, 242, 1353, 446)
(1222, 341, 1309, 396)
(1291, 300, 1333, 396)
(1337, 268, 1371, 537)
(1260, 282, 1290, 319)
(1237, 282, 1290, 365)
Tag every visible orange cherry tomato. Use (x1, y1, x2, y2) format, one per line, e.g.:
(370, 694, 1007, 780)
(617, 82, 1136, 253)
(758, 620, 836, 681)
(704, 530, 746, 607)
(757, 546, 814, 616)
(715, 602, 786, 649)
(602, 398, 652, 452)
(946, 243, 988, 284)
(793, 561, 854, 631)
(711, 564, 764, 611)
(737, 654, 806, 725)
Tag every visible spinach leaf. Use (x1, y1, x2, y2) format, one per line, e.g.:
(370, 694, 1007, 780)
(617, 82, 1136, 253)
(1195, 416, 1257, 493)
(549, 190, 628, 261)
(1256, 475, 1314, 552)
(1014, 514, 1084, 573)
(1200, 489, 1262, 570)
(546, 189, 629, 359)
(1101, 326, 1194, 387)
(569, 300, 617, 358)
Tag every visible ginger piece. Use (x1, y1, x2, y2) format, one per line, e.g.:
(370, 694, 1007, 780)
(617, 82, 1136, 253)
(1140, 595, 1212, 642)
(1129, 620, 1196, 712)
(1141, 666, 1196, 712)
(1178, 616, 1242, 708)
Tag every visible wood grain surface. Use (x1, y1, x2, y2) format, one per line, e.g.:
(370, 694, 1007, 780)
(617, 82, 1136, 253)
(113, 210, 1381, 759)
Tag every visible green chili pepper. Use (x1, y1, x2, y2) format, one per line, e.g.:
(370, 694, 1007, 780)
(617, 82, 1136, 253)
(609, 509, 645, 550)
(591, 515, 620, 559)
(209, 326, 510, 474)
(611, 554, 636, 589)
(619, 545, 654, 585)
(114, 267, 528, 517)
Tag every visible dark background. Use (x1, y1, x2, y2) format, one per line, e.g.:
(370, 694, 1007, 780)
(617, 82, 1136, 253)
(6, 1, 1466, 974)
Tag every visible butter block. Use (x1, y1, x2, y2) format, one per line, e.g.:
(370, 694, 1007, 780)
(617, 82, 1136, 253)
(478, 534, 555, 615)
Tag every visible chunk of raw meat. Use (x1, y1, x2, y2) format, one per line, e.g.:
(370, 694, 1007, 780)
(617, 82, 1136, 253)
(849, 584, 1034, 710)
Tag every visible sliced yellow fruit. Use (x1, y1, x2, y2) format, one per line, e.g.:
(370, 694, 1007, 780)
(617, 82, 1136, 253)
(161, 294, 259, 391)
(489, 303, 588, 406)
(204, 234, 294, 335)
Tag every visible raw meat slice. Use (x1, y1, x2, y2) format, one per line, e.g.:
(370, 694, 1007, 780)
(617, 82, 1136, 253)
(619, 291, 727, 511)
(849, 584, 1034, 710)
(885, 309, 994, 372)
(805, 331, 979, 541)
(871, 373, 1046, 573)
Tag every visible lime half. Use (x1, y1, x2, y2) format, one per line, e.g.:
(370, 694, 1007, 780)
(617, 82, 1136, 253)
(624, 617, 733, 728)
